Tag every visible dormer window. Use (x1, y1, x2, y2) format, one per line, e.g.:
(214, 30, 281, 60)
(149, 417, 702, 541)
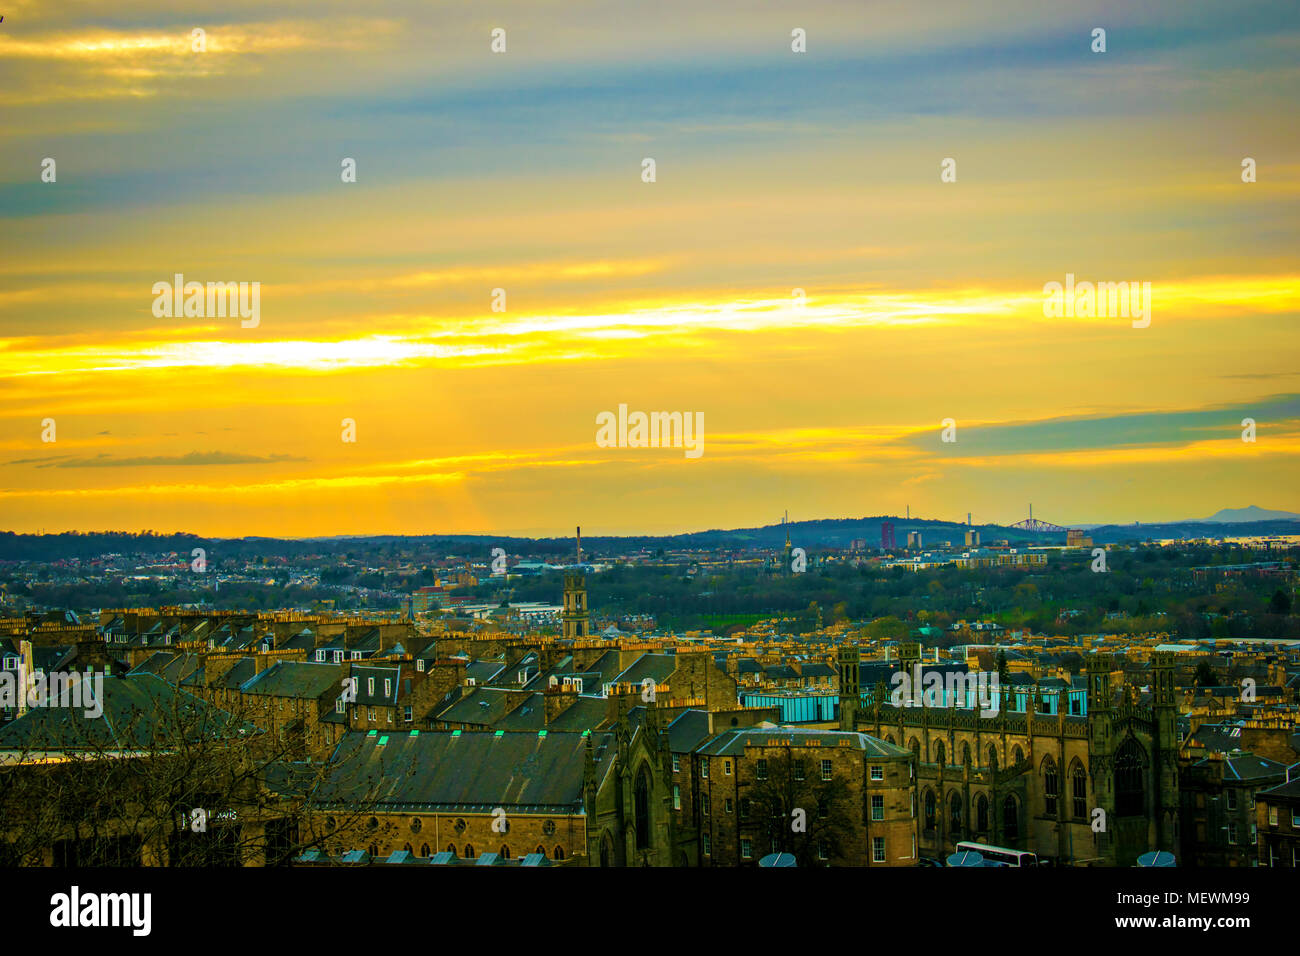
(384, 679, 392, 697)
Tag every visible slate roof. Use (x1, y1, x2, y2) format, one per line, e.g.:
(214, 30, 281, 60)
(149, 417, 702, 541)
(241, 661, 345, 698)
(434, 686, 519, 726)
(667, 709, 713, 753)
(610, 653, 676, 686)
(313, 729, 618, 812)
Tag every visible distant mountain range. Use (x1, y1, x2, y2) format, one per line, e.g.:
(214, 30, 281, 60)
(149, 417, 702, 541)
(3, 506, 1299, 561)
(1200, 505, 1300, 523)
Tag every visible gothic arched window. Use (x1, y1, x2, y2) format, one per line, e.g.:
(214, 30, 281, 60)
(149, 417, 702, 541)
(976, 794, 989, 832)
(923, 789, 936, 829)
(1070, 760, 1088, 819)
(634, 765, 652, 850)
(1003, 796, 1019, 843)
(949, 792, 963, 838)
(1042, 756, 1059, 816)
(1115, 738, 1147, 816)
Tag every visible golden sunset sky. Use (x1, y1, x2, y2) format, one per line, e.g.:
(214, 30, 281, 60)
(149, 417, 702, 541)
(2, 0, 1298, 537)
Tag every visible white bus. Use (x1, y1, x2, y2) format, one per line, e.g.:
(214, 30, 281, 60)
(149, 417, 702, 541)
(953, 841, 1038, 867)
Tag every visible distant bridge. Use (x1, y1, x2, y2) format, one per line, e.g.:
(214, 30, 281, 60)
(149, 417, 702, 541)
(1007, 505, 1067, 533)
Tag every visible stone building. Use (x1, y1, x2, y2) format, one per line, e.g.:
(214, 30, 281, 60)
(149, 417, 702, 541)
(840, 643, 1182, 866)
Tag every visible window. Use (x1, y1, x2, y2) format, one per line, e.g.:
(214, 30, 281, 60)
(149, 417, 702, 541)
(701, 758, 709, 779)
(1003, 796, 1019, 842)
(818, 839, 828, 860)
(1268, 806, 1278, 826)
(724, 760, 732, 776)
(702, 794, 711, 815)
(499, 845, 511, 860)
(1227, 823, 1238, 845)
(756, 759, 767, 780)
(703, 834, 711, 856)
(949, 792, 962, 838)
(416, 659, 425, 672)
(554, 846, 565, 860)
(924, 790, 936, 829)
(1227, 789, 1238, 811)
(387, 710, 393, 723)
(794, 760, 805, 781)
(1071, 763, 1087, 819)
(335, 698, 344, 714)
(821, 759, 832, 781)
(1292, 809, 1300, 828)
(870, 765, 883, 781)
(871, 794, 884, 821)
(1250, 824, 1257, 845)
(464, 845, 475, 859)
(404, 706, 412, 722)
(384, 679, 392, 697)
(420, 843, 430, 857)
(315, 650, 325, 662)
(741, 839, 752, 859)
(672, 754, 680, 773)
(367, 707, 375, 721)
(1114, 739, 1146, 817)
(725, 798, 733, 814)
(935, 742, 945, 766)
(368, 678, 375, 695)
(673, 785, 681, 811)
(1043, 757, 1058, 816)
(818, 801, 828, 820)
(872, 837, 885, 863)
(740, 798, 750, 818)
(976, 794, 989, 831)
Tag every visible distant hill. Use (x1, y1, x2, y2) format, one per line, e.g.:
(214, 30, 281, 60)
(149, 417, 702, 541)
(1201, 506, 1300, 523)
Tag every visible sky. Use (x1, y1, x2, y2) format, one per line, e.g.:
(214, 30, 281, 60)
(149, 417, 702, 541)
(1, 0, 1298, 538)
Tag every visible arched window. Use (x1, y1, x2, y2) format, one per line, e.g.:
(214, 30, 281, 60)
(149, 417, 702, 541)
(935, 741, 945, 766)
(420, 843, 430, 858)
(1115, 738, 1147, 816)
(553, 846, 565, 860)
(368, 843, 378, 857)
(987, 745, 998, 771)
(961, 743, 971, 768)
(1013, 745, 1024, 765)
(535, 844, 545, 856)
(445, 843, 457, 856)
(886, 734, 896, 746)
(949, 792, 962, 838)
(600, 836, 611, 867)
(634, 765, 652, 850)
(909, 738, 921, 762)
(976, 794, 989, 832)
(1070, 760, 1088, 819)
(1003, 796, 1019, 843)
(1042, 756, 1059, 816)
(500, 845, 511, 860)
(403, 842, 413, 854)
(923, 789, 936, 829)
(464, 845, 475, 859)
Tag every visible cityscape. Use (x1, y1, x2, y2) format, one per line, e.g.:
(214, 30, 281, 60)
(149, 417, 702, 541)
(3, 0, 1298, 940)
